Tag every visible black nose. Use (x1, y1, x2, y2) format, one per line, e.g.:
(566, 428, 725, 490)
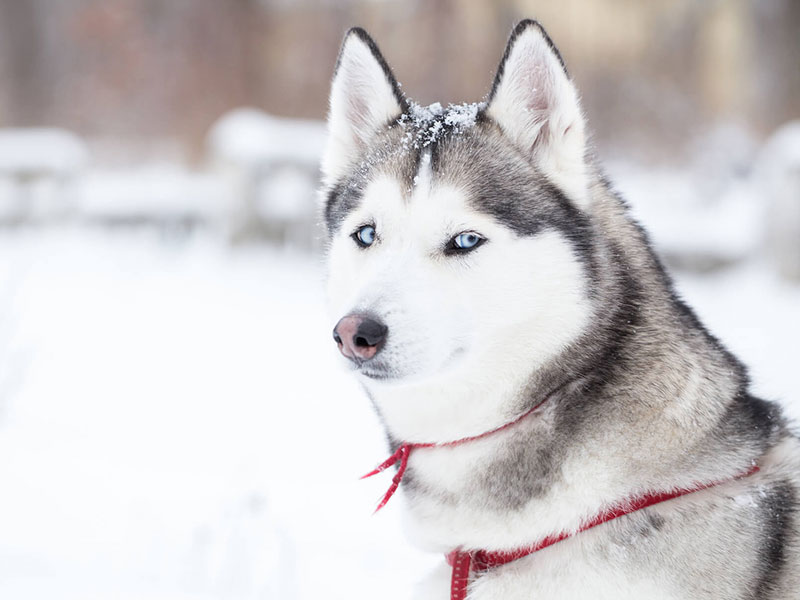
(333, 314, 388, 361)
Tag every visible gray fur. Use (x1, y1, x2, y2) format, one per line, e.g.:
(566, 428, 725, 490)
(324, 20, 800, 600)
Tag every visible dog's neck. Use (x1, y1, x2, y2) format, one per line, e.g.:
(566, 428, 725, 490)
(387, 330, 765, 554)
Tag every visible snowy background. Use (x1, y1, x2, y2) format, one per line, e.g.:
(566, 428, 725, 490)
(0, 1, 798, 599)
(0, 123, 798, 600)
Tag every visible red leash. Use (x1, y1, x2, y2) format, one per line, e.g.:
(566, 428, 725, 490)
(361, 397, 553, 512)
(362, 401, 761, 600)
(444, 463, 759, 599)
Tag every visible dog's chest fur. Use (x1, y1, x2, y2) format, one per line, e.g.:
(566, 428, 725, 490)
(410, 437, 800, 599)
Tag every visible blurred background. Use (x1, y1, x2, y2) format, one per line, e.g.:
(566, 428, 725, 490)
(0, 1, 798, 599)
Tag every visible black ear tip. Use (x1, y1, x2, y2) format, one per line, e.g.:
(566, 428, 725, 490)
(344, 26, 373, 44)
(334, 26, 376, 76)
(487, 18, 570, 103)
(335, 25, 408, 112)
(507, 18, 569, 78)
(511, 19, 548, 38)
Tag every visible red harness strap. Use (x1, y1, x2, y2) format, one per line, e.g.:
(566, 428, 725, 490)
(443, 463, 760, 600)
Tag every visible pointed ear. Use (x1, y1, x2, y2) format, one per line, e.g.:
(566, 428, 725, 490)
(486, 20, 589, 207)
(321, 28, 406, 186)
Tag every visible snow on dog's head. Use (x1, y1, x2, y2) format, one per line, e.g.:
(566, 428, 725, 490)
(321, 23, 595, 442)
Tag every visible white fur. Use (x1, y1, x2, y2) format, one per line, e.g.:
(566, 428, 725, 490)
(326, 176, 591, 444)
(321, 31, 403, 186)
(486, 24, 589, 208)
(411, 451, 790, 600)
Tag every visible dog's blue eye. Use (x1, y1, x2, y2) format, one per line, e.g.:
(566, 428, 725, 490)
(451, 232, 484, 251)
(353, 225, 376, 247)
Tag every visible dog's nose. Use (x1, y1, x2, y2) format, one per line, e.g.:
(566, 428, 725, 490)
(333, 314, 388, 361)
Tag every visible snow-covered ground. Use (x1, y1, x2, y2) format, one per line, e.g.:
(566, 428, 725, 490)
(0, 222, 797, 600)
(0, 229, 437, 600)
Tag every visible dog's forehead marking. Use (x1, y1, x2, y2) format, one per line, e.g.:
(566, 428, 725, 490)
(412, 151, 433, 198)
(357, 170, 470, 225)
(325, 102, 485, 233)
(349, 171, 494, 250)
(329, 98, 591, 262)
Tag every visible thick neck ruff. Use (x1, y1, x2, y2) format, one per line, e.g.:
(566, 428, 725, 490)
(362, 396, 761, 600)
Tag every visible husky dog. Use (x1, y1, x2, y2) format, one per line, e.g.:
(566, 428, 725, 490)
(321, 20, 800, 600)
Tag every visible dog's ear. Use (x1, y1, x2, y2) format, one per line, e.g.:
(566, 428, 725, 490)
(487, 20, 589, 207)
(321, 28, 405, 186)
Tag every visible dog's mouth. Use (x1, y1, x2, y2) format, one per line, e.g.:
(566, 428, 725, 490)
(353, 345, 468, 383)
(355, 362, 396, 381)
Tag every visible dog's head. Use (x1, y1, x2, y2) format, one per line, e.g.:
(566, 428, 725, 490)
(321, 21, 597, 441)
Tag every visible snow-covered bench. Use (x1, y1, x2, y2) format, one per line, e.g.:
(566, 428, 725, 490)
(207, 108, 326, 247)
(74, 166, 227, 232)
(0, 128, 89, 222)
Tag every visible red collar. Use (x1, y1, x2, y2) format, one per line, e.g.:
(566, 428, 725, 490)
(362, 402, 760, 600)
(361, 394, 553, 512)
